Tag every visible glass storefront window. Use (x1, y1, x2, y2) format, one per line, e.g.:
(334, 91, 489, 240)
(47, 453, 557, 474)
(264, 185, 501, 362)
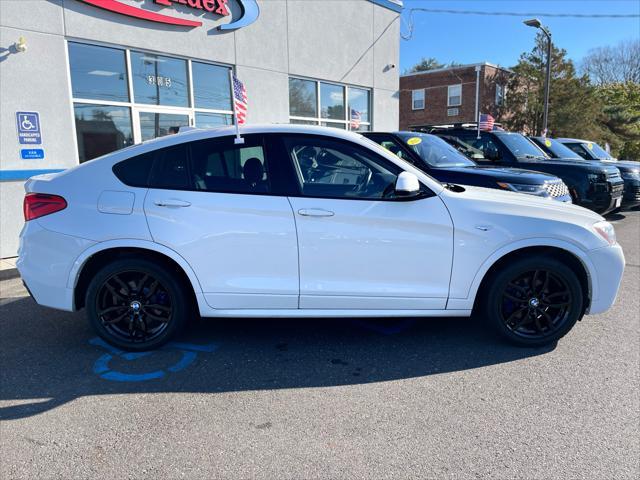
(139, 112, 190, 141)
(74, 104, 134, 163)
(193, 62, 232, 111)
(289, 78, 371, 131)
(131, 52, 189, 107)
(290, 119, 319, 125)
(321, 122, 347, 129)
(289, 78, 318, 118)
(320, 83, 345, 120)
(68, 43, 129, 102)
(195, 112, 233, 128)
(348, 87, 370, 123)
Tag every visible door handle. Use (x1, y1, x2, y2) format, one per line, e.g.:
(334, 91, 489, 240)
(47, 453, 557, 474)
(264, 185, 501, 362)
(297, 208, 334, 217)
(154, 199, 191, 208)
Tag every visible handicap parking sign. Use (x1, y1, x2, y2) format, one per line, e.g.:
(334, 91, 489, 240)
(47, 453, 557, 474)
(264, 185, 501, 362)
(16, 112, 42, 145)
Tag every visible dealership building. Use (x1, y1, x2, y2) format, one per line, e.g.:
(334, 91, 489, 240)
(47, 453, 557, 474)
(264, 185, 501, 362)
(0, 0, 402, 257)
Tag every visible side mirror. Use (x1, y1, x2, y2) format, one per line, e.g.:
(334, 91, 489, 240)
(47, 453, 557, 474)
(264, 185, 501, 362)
(395, 171, 420, 197)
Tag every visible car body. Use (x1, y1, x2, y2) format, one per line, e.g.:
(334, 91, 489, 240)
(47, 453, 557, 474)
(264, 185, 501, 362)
(429, 127, 625, 215)
(554, 138, 640, 209)
(18, 125, 625, 350)
(363, 131, 571, 202)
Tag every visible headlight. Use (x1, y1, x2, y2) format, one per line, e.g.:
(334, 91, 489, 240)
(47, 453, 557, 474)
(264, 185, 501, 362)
(587, 173, 603, 183)
(621, 170, 640, 180)
(593, 221, 617, 246)
(497, 182, 549, 197)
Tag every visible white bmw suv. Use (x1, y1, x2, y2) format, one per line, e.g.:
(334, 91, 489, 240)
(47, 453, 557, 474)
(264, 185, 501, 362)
(18, 125, 625, 350)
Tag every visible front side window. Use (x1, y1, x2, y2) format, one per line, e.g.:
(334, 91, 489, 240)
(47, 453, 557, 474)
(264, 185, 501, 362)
(73, 104, 134, 163)
(68, 42, 129, 102)
(412, 89, 425, 110)
(448, 84, 462, 107)
(190, 137, 270, 194)
(131, 51, 189, 107)
(284, 136, 401, 200)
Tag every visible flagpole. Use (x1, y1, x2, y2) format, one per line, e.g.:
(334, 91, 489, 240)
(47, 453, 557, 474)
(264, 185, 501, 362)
(229, 69, 244, 145)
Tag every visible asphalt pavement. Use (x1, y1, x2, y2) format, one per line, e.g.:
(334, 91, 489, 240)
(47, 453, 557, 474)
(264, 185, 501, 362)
(1, 210, 639, 479)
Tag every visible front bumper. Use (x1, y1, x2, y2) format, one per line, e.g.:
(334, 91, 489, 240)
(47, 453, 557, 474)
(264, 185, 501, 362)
(586, 243, 625, 315)
(17, 221, 95, 312)
(584, 181, 624, 214)
(622, 179, 640, 208)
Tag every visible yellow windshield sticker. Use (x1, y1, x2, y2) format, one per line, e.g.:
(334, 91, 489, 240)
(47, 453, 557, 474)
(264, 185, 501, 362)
(545, 139, 552, 147)
(407, 137, 422, 146)
(587, 142, 593, 150)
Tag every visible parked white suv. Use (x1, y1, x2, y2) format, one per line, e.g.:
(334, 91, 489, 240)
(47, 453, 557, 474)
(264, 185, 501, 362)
(18, 125, 624, 350)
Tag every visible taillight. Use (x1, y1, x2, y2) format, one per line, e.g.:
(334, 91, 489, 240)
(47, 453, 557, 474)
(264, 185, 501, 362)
(23, 193, 67, 221)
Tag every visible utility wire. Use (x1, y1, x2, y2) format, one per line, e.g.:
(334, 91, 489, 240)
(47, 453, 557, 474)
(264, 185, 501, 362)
(401, 8, 640, 40)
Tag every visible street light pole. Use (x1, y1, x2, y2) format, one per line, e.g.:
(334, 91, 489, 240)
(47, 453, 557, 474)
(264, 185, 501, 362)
(524, 18, 552, 136)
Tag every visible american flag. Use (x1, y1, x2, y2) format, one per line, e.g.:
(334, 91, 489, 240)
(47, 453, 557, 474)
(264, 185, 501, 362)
(479, 114, 495, 131)
(350, 109, 361, 130)
(232, 74, 248, 126)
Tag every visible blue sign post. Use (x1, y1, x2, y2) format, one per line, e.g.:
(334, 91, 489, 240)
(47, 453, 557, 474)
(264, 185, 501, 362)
(16, 112, 42, 145)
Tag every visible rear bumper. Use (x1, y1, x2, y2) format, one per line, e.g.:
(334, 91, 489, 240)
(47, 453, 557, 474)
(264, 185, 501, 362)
(587, 244, 625, 315)
(17, 221, 95, 312)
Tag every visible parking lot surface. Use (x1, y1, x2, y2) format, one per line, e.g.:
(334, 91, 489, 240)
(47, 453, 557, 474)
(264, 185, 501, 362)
(1, 210, 639, 479)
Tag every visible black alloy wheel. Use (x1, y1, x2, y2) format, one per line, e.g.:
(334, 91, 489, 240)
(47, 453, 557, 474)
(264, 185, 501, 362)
(483, 256, 584, 346)
(86, 258, 188, 351)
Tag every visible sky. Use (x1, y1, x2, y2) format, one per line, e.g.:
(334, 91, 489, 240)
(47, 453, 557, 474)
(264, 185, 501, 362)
(399, 0, 640, 72)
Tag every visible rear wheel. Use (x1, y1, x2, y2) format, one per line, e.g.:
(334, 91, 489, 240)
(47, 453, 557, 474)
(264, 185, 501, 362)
(483, 256, 584, 347)
(86, 258, 188, 351)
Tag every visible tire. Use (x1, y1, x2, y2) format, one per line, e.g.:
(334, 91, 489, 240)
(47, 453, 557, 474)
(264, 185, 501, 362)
(86, 258, 189, 351)
(482, 255, 584, 347)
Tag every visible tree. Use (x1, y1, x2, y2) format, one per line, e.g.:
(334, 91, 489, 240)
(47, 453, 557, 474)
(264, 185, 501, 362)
(504, 33, 603, 138)
(582, 39, 640, 85)
(597, 82, 640, 160)
(405, 58, 462, 74)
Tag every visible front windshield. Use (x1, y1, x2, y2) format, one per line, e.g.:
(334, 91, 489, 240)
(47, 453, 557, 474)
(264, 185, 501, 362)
(398, 133, 476, 167)
(581, 142, 614, 160)
(496, 132, 549, 159)
(539, 138, 582, 159)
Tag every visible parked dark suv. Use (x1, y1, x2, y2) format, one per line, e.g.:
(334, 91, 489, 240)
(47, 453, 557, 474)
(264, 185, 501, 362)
(427, 126, 624, 214)
(551, 138, 640, 209)
(362, 132, 571, 202)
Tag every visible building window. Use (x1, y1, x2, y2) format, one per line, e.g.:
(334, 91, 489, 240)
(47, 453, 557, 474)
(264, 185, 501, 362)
(192, 61, 232, 111)
(412, 89, 425, 110)
(289, 77, 371, 131)
(68, 41, 234, 162)
(495, 84, 506, 106)
(73, 104, 134, 163)
(68, 43, 130, 103)
(448, 84, 462, 107)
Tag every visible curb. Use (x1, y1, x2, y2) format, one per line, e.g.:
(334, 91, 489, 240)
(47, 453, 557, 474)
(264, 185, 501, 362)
(0, 268, 20, 281)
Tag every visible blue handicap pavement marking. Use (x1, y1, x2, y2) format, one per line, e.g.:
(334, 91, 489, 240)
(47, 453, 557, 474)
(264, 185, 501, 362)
(89, 337, 218, 382)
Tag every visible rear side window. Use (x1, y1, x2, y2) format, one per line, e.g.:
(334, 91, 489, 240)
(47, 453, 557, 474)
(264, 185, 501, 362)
(190, 137, 270, 194)
(149, 144, 190, 190)
(112, 152, 154, 187)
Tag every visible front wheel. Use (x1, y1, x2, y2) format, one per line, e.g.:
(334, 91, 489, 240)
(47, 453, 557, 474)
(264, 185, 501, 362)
(483, 256, 584, 347)
(86, 258, 189, 351)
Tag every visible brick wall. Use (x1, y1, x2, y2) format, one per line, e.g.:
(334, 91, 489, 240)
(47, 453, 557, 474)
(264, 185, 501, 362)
(399, 64, 513, 130)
